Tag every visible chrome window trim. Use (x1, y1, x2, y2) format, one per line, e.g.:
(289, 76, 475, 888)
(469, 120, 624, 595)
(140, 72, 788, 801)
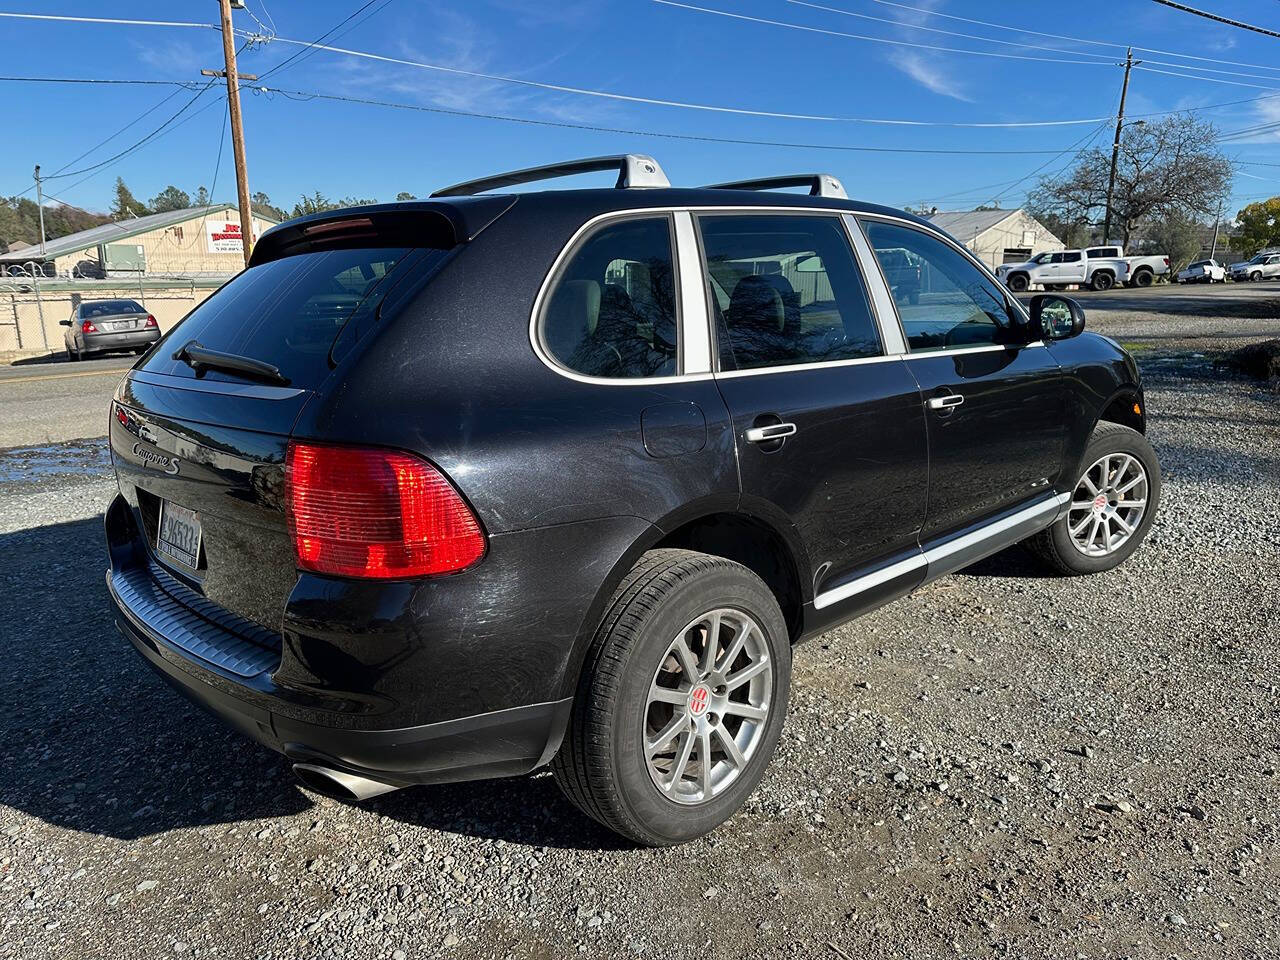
(843, 213, 907, 357)
(812, 492, 1068, 610)
(673, 211, 712, 375)
(528, 210, 709, 387)
(528, 204, 1037, 387)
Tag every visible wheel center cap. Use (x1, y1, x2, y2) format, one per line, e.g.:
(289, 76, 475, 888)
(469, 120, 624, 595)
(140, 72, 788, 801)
(1092, 493, 1108, 513)
(688, 684, 711, 717)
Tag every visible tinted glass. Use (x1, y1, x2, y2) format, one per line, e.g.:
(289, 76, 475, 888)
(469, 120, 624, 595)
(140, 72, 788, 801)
(541, 217, 678, 379)
(863, 220, 1014, 352)
(82, 299, 145, 317)
(1062, 252, 1082, 263)
(139, 247, 418, 389)
(699, 215, 880, 370)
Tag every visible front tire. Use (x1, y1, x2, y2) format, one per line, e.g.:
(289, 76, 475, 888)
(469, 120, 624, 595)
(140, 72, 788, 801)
(1006, 273, 1029, 293)
(1027, 422, 1161, 576)
(552, 549, 791, 846)
(1251, 271, 1263, 283)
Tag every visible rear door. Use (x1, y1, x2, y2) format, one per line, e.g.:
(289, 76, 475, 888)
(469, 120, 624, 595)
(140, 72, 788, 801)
(859, 217, 1067, 556)
(698, 211, 929, 615)
(1058, 251, 1086, 283)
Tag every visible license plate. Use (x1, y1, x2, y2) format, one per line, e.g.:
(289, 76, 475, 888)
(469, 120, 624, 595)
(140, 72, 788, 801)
(157, 500, 202, 569)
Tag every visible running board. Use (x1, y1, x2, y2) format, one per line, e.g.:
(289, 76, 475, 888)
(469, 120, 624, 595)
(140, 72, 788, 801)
(813, 493, 1068, 611)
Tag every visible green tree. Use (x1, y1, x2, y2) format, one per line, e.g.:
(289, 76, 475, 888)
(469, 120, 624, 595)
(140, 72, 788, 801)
(111, 177, 148, 219)
(290, 192, 377, 218)
(0, 195, 110, 252)
(149, 185, 191, 213)
(250, 191, 287, 221)
(1139, 211, 1205, 273)
(395, 191, 417, 201)
(193, 185, 210, 207)
(1233, 197, 1280, 255)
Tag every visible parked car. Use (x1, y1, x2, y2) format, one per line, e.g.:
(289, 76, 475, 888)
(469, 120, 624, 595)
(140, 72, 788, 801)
(1229, 252, 1280, 282)
(1085, 246, 1171, 288)
(995, 249, 1129, 292)
(1176, 259, 1225, 283)
(60, 298, 159, 360)
(105, 155, 1160, 846)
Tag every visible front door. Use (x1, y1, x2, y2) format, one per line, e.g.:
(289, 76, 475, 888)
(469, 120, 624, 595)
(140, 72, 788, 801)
(697, 212, 930, 608)
(860, 218, 1067, 544)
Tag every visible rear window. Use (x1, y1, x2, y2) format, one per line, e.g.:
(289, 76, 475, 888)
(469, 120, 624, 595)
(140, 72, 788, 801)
(140, 247, 423, 389)
(82, 300, 144, 317)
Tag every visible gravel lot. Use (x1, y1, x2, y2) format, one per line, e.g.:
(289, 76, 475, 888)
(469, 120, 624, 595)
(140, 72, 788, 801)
(2, 286, 1277, 959)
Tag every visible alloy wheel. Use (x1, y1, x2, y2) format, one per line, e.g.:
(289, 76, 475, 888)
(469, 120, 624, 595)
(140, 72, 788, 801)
(644, 608, 772, 805)
(1067, 453, 1149, 557)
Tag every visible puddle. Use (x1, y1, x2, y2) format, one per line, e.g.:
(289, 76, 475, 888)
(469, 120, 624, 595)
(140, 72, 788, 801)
(0, 439, 113, 483)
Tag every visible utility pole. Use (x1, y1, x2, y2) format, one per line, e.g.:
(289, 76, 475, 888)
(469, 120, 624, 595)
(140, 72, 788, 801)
(1209, 195, 1224, 261)
(1102, 48, 1138, 246)
(33, 165, 47, 259)
(211, 0, 254, 267)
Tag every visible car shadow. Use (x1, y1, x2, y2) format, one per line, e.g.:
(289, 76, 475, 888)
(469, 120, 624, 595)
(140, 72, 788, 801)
(956, 544, 1051, 580)
(0, 516, 620, 850)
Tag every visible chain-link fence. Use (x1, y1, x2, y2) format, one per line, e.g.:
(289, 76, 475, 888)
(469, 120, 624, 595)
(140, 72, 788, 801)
(0, 261, 228, 354)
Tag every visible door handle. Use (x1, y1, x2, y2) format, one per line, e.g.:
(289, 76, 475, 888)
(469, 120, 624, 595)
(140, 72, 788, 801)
(745, 422, 797, 443)
(927, 394, 965, 410)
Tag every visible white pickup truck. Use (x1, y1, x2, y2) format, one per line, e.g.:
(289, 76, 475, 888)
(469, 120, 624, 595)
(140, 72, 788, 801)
(1084, 245, 1171, 288)
(995, 246, 1169, 292)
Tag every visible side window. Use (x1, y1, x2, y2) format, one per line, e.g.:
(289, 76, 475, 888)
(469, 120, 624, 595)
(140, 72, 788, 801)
(862, 220, 1015, 352)
(1062, 252, 1082, 263)
(1048, 253, 1064, 264)
(541, 217, 678, 379)
(697, 214, 881, 370)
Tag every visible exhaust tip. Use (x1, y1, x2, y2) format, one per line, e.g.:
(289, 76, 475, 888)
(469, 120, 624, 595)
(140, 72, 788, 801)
(292, 763, 402, 801)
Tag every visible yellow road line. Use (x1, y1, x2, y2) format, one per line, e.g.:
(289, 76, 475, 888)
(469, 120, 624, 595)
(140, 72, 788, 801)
(0, 368, 127, 385)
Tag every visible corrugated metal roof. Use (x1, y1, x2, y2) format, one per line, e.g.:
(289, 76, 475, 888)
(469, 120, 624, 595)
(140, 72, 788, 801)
(0, 204, 279, 263)
(927, 208, 1018, 240)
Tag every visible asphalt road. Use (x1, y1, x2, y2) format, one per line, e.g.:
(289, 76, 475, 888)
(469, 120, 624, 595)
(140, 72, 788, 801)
(1, 285, 1278, 960)
(0, 355, 133, 448)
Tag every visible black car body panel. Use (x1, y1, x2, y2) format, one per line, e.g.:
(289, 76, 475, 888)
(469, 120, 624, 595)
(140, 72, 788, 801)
(105, 178, 1145, 790)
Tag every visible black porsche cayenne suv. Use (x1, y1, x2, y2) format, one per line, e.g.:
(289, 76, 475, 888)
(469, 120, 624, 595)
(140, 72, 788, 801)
(106, 155, 1160, 846)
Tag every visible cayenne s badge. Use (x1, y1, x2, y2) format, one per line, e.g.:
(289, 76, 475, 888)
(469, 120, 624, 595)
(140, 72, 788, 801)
(132, 442, 180, 476)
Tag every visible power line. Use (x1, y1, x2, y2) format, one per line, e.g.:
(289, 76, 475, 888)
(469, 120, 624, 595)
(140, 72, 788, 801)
(1135, 64, 1280, 91)
(255, 34, 1115, 125)
(1149, 0, 1280, 39)
(651, 1, 1127, 66)
(860, 0, 1280, 74)
(667, 1, 1280, 86)
(42, 81, 219, 181)
(785, 0, 1117, 62)
(261, 0, 397, 79)
(255, 0, 390, 81)
(245, 82, 1089, 154)
(0, 12, 217, 30)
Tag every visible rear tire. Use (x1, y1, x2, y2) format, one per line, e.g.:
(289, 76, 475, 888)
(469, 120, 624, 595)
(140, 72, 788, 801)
(552, 549, 791, 846)
(1090, 272, 1114, 292)
(1026, 422, 1161, 576)
(1133, 269, 1154, 287)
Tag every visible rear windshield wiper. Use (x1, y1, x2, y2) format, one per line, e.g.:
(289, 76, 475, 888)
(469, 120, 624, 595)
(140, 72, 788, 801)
(172, 340, 291, 386)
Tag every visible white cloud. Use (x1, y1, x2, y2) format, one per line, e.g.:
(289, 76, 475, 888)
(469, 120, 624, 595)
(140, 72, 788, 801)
(889, 51, 973, 102)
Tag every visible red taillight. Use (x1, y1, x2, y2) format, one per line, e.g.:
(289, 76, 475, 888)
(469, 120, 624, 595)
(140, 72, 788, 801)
(284, 442, 485, 579)
(145, 314, 158, 328)
(82, 320, 98, 334)
(1163, 257, 1170, 267)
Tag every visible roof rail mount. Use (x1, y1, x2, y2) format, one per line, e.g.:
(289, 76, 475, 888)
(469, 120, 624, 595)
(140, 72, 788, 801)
(705, 174, 848, 200)
(432, 154, 670, 198)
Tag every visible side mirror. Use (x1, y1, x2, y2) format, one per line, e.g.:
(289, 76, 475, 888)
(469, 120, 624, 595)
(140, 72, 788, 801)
(1029, 293, 1085, 341)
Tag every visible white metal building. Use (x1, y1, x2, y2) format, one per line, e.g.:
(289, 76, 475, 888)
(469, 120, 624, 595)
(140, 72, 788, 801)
(928, 208, 1065, 270)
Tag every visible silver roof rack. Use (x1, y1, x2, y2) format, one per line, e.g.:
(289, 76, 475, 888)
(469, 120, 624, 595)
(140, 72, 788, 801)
(432, 154, 670, 197)
(704, 173, 848, 200)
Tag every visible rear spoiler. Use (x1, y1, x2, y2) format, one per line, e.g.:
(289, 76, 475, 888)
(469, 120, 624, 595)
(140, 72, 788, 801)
(249, 196, 516, 267)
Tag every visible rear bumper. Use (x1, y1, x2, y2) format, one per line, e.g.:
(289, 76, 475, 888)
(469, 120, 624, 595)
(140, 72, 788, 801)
(110, 570, 571, 786)
(85, 329, 159, 351)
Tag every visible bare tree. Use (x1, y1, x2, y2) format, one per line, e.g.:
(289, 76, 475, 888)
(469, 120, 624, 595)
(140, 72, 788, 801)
(1028, 114, 1231, 246)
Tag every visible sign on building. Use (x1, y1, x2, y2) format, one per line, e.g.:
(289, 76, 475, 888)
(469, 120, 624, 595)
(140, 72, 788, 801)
(205, 219, 252, 253)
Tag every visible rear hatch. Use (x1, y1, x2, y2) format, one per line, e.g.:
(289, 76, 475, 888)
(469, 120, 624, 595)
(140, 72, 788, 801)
(109, 205, 491, 632)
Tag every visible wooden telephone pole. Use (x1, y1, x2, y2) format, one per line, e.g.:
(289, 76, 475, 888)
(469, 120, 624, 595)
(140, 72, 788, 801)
(211, 0, 254, 267)
(1102, 48, 1137, 247)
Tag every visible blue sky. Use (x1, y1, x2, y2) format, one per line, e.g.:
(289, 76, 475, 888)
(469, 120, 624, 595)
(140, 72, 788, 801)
(4, 0, 1279, 217)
